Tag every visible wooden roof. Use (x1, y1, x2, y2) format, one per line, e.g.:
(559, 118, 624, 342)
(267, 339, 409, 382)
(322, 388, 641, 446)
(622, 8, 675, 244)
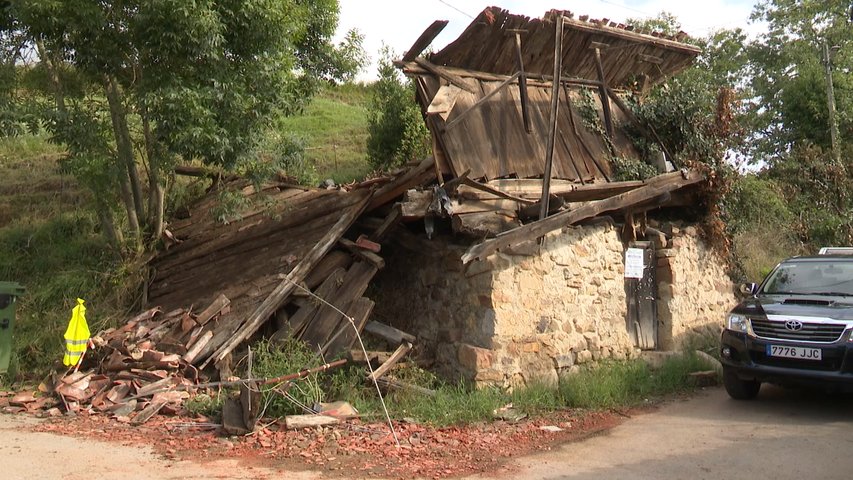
(429, 7, 701, 87)
(415, 74, 616, 182)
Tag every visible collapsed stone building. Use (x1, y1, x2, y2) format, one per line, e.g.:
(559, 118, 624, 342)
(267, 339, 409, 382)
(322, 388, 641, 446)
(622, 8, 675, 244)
(368, 7, 738, 387)
(138, 7, 737, 391)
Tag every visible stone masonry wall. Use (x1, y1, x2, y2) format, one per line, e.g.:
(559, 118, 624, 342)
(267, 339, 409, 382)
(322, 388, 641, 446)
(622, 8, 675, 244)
(374, 222, 634, 388)
(655, 225, 737, 350)
(373, 221, 735, 388)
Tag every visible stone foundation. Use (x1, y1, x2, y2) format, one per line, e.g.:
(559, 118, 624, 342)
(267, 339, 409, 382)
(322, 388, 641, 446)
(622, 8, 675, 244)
(373, 221, 736, 388)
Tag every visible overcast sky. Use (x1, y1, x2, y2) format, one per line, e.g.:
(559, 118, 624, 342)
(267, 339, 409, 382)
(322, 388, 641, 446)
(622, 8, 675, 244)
(335, 0, 763, 80)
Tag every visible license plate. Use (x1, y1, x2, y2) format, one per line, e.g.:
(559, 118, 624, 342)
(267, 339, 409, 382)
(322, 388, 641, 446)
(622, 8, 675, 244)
(766, 345, 822, 361)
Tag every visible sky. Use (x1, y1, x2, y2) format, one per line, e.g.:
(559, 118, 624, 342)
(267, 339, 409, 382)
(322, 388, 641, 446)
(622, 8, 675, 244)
(335, 0, 764, 80)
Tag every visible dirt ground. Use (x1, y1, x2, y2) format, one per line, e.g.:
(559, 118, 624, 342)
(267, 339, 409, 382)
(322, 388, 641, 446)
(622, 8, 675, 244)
(0, 399, 631, 479)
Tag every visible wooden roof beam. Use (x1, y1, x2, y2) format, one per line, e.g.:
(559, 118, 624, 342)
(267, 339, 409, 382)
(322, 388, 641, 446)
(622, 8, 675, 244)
(460, 170, 705, 264)
(403, 20, 449, 62)
(413, 58, 479, 94)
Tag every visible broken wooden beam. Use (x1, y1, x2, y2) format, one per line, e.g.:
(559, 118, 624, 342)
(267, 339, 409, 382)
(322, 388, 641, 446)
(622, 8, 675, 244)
(348, 349, 392, 365)
(369, 204, 403, 242)
(513, 32, 532, 134)
(338, 238, 385, 269)
(367, 156, 436, 211)
(282, 267, 346, 340)
(540, 14, 564, 220)
(368, 341, 413, 382)
(364, 321, 416, 346)
(444, 71, 521, 131)
(195, 294, 230, 327)
(300, 262, 378, 351)
(205, 192, 372, 369)
(376, 376, 437, 397)
(594, 48, 615, 142)
(285, 414, 340, 429)
(452, 211, 521, 238)
(461, 170, 706, 264)
(403, 20, 449, 62)
(322, 297, 375, 357)
(414, 57, 478, 94)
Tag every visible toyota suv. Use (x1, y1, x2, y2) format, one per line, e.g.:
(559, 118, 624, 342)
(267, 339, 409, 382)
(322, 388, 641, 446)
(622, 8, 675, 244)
(720, 255, 853, 399)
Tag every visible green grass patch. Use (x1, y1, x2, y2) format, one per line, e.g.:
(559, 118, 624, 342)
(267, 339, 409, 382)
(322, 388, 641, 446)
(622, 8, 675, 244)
(280, 83, 372, 184)
(0, 212, 128, 384)
(560, 354, 710, 409)
(250, 340, 711, 426)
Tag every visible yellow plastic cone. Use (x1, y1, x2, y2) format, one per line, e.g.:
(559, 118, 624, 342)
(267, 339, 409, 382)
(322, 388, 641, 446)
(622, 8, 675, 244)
(63, 298, 90, 367)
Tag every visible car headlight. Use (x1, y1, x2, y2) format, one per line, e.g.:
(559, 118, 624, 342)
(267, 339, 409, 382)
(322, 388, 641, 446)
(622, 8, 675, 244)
(726, 314, 752, 334)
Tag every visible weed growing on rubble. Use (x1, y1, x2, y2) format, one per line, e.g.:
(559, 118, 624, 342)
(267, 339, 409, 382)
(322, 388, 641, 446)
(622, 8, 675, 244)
(252, 339, 327, 417)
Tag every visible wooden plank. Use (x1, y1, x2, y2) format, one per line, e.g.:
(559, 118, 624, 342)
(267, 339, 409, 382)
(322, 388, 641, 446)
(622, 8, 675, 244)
(452, 211, 521, 238)
(369, 204, 402, 242)
(402, 20, 449, 62)
(540, 14, 564, 220)
(204, 191, 372, 368)
(364, 321, 416, 346)
(594, 48, 615, 141)
(183, 331, 213, 364)
(460, 178, 536, 204)
(400, 189, 432, 220)
(444, 72, 521, 131)
(348, 349, 391, 365)
(195, 294, 230, 327)
(300, 262, 378, 351)
(285, 415, 340, 429)
(367, 341, 413, 382)
(367, 156, 435, 211)
(283, 267, 346, 339)
(303, 250, 353, 290)
(461, 170, 705, 263)
(450, 198, 518, 215)
(322, 297, 375, 357)
(338, 238, 385, 270)
(514, 32, 532, 134)
(427, 84, 463, 118)
(414, 58, 478, 94)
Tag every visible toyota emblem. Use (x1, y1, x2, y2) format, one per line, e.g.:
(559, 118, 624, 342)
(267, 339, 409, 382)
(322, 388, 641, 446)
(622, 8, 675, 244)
(785, 320, 804, 331)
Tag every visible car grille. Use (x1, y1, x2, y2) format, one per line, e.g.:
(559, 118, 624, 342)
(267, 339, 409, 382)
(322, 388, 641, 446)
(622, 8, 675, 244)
(751, 318, 846, 343)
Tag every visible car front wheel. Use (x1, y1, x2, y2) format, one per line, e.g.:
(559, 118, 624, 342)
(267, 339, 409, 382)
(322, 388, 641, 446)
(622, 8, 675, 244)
(723, 367, 761, 400)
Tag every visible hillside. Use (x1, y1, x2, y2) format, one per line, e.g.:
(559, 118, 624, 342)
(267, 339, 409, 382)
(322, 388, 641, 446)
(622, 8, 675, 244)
(0, 83, 374, 381)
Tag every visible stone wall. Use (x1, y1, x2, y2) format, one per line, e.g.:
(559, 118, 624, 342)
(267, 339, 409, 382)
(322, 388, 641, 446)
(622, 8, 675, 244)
(375, 222, 635, 388)
(373, 221, 736, 388)
(655, 225, 737, 349)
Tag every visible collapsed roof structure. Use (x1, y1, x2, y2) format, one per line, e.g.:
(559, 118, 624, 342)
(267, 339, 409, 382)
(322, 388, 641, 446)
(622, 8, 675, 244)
(80, 7, 719, 402)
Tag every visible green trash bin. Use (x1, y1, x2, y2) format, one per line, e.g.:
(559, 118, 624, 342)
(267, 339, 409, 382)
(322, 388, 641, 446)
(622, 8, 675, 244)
(0, 282, 26, 374)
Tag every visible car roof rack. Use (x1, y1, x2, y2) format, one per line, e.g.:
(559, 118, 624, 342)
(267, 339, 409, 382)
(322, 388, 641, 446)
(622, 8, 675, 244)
(818, 247, 853, 255)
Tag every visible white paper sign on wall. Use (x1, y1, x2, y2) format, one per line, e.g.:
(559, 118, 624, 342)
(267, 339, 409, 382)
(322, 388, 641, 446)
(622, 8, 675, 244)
(624, 248, 645, 279)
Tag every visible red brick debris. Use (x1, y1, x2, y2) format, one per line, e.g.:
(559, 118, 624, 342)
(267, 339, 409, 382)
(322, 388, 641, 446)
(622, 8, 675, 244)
(20, 407, 632, 479)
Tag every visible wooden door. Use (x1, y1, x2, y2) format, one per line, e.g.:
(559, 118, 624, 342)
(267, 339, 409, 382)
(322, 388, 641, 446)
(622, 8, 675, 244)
(625, 242, 657, 349)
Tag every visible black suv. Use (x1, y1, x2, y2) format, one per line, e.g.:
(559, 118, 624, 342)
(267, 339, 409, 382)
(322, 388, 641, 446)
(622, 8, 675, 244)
(720, 255, 853, 399)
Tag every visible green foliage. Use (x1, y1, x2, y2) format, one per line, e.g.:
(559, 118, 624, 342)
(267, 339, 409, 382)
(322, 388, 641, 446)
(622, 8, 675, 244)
(610, 156, 658, 181)
(251, 338, 327, 418)
(185, 392, 225, 418)
(723, 175, 793, 234)
(279, 83, 371, 183)
(0, 213, 126, 380)
(560, 354, 708, 408)
(366, 47, 430, 171)
(747, 0, 853, 160)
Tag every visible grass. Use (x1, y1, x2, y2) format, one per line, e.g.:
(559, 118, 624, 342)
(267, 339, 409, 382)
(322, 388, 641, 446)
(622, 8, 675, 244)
(249, 339, 713, 427)
(0, 134, 130, 385)
(280, 82, 372, 184)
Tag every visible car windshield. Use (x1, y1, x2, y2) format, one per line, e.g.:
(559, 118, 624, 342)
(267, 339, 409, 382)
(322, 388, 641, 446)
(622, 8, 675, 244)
(762, 260, 853, 296)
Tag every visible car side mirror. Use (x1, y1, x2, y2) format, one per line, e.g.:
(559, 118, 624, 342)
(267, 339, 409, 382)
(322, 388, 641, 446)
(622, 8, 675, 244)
(739, 283, 758, 296)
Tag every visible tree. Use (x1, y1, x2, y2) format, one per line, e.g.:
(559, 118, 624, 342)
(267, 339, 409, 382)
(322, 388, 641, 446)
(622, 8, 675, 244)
(366, 47, 430, 171)
(1, 0, 364, 254)
(747, 0, 853, 161)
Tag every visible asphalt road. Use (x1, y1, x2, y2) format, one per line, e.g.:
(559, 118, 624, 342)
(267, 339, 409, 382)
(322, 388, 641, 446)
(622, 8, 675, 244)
(488, 385, 853, 480)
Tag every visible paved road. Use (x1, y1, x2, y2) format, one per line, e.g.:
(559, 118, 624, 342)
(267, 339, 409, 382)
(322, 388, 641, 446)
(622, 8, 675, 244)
(3, 386, 851, 479)
(487, 385, 853, 480)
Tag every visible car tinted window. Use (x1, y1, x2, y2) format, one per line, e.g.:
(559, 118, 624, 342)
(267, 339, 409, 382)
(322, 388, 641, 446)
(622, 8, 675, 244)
(762, 261, 853, 295)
